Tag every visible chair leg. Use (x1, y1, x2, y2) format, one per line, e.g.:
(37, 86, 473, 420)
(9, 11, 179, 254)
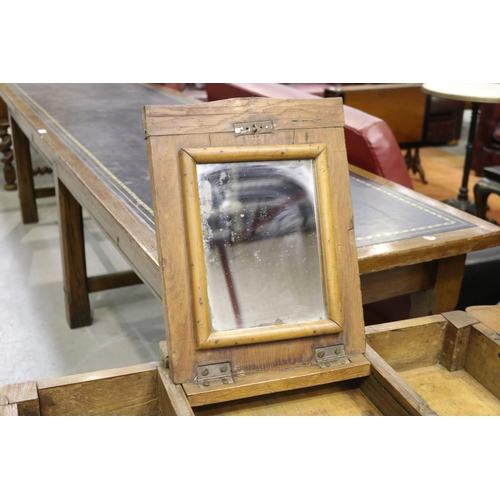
(405, 148, 427, 184)
(474, 177, 500, 220)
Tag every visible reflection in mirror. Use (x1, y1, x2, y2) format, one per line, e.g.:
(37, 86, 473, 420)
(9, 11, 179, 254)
(197, 159, 327, 332)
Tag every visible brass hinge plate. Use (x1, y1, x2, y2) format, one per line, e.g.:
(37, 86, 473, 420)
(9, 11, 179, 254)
(234, 120, 274, 136)
(196, 362, 234, 389)
(315, 344, 350, 368)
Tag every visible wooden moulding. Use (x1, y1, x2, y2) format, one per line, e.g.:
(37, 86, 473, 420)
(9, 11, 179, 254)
(144, 97, 366, 403)
(179, 144, 343, 349)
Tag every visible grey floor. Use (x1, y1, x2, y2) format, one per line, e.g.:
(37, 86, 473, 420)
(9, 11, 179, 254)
(0, 112, 471, 389)
(0, 148, 165, 387)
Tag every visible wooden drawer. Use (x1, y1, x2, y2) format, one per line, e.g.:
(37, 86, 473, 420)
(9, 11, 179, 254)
(3, 310, 499, 416)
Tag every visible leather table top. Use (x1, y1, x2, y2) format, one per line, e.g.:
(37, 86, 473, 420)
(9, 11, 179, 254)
(12, 83, 474, 248)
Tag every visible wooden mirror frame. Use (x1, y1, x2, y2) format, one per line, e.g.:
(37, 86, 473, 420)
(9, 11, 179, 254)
(179, 143, 343, 349)
(145, 97, 367, 390)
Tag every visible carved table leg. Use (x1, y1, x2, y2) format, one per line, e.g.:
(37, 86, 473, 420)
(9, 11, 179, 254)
(405, 148, 427, 184)
(0, 119, 16, 191)
(10, 118, 38, 222)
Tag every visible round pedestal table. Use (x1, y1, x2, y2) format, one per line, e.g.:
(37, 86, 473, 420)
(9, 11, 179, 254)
(422, 83, 500, 214)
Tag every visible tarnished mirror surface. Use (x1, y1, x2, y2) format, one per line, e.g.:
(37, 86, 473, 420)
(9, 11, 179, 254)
(197, 159, 327, 332)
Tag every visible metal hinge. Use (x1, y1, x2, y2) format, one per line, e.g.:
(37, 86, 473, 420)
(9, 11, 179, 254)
(234, 120, 274, 136)
(196, 362, 234, 389)
(315, 344, 350, 368)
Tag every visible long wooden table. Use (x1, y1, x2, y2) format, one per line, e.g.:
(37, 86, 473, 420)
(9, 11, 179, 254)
(2, 83, 500, 329)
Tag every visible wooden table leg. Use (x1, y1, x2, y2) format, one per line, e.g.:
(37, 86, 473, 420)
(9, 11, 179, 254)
(0, 97, 16, 191)
(57, 178, 92, 328)
(410, 254, 466, 317)
(10, 118, 38, 222)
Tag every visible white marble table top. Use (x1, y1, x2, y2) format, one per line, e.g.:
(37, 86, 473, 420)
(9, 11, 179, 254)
(422, 83, 500, 103)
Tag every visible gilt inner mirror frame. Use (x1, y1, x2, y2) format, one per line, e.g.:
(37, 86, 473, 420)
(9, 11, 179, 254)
(179, 143, 343, 349)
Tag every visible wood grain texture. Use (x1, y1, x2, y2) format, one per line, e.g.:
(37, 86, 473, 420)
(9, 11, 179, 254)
(363, 344, 437, 416)
(0, 381, 40, 416)
(182, 354, 370, 407)
(466, 305, 500, 332)
(464, 323, 500, 401)
(145, 98, 365, 385)
(365, 315, 447, 372)
(401, 363, 500, 416)
(0, 404, 18, 416)
(440, 310, 481, 372)
(10, 117, 37, 222)
(360, 262, 433, 304)
(157, 367, 195, 416)
(334, 84, 426, 144)
(194, 379, 381, 416)
(143, 97, 345, 137)
(57, 178, 92, 328)
(37, 363, 160, 416)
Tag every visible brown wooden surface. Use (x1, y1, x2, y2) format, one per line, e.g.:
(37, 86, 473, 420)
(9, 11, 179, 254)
(365, 315, 447, 371)
(2, 313, 500, 415)
(0, 96, 16, 190)
(326, 84, 426, 145)
(57, 178, 92, 328)
(194, 379, 382, 416)
(145, 97, 366, 388)
(87, 270, 143, 293)
(37, 363, 160, 416)
(464, 322, 500, 401)
(440, 310, 480, 371)
(367, 314, 500, 416)
(466, 305, 500, 332)
(0, 380, 40, 415)
(10, 118, 37, 222)
(362, 344, 437, 416)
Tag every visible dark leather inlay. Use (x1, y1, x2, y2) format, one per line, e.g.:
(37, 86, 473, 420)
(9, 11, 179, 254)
(13, 84, 475, 246)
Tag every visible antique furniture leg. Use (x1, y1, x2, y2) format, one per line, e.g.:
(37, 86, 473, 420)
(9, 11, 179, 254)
(57, 178, 92, 329)
(410, 255, 466, 317)
(10, 118, 38, 222)
(0, 98, 16, 191)
(405, 148, 427, 184)
(473, 178, 500, 220)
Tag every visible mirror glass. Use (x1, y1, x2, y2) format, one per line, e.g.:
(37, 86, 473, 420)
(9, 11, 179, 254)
(197, 159, 327, 332)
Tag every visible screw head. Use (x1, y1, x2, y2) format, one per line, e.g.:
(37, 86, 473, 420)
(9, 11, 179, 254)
(202, 369, 209, 376)
(220, 365, 228, 373)
(317, 351, 325, 358)
(202, 380, 210, 387)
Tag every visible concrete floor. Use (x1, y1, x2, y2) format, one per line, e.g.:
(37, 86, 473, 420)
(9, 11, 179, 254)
(0, 147, 165, 387)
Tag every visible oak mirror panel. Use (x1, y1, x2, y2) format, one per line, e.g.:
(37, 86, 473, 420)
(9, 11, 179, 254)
(180, 144, 343, 349)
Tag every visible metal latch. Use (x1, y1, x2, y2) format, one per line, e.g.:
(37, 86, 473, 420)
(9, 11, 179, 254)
(196, 362, 233, 389)
(234, 120, 274, 136)
(315, 344, 350, 368)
